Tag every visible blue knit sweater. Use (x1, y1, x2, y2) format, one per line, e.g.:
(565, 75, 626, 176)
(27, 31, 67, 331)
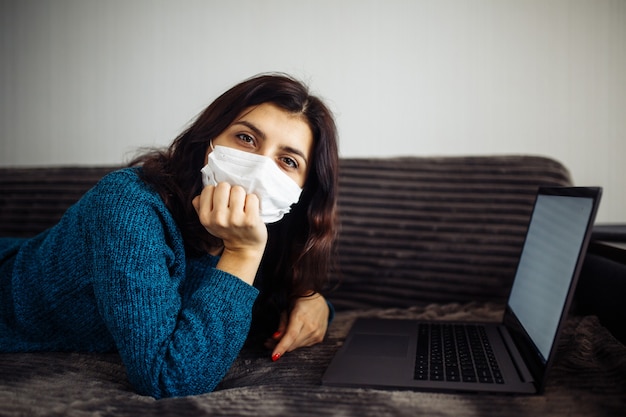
(0, 168, 259, 398)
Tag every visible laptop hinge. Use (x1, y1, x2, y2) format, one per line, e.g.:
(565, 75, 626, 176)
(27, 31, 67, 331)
(498, 326, 535, 384)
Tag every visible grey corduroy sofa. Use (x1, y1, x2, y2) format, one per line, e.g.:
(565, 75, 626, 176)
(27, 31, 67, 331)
(1, 155, 624, 417)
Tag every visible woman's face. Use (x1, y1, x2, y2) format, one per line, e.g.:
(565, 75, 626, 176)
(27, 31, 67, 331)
(209, 103, 314, 188)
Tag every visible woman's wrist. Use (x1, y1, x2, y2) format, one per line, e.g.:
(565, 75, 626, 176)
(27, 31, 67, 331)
(297, 291, 334, 323)
(216, 246, 264, 286)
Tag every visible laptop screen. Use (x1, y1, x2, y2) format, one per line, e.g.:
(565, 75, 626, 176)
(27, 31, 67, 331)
(507, 193, 594, 361)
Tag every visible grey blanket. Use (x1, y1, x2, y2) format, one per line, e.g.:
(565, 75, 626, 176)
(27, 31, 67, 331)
(2, 303, 625, 417)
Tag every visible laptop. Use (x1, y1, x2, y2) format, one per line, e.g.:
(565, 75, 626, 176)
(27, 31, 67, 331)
(322, 186, 602, 394)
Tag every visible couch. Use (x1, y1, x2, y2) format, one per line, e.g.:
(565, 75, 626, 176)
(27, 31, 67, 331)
(1, 155, 624, 417)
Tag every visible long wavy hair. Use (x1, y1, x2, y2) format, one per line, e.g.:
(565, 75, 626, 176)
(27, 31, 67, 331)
(130, 73, 339, 338)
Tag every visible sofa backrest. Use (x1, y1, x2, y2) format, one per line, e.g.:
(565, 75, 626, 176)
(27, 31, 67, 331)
(0, 166, 120, 238)
(0, 155, 572, 310)
(328, 155, 572, 310)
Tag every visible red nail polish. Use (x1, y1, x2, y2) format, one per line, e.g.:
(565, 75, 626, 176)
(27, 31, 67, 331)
(271, 353, 281, 362)
(272, 331, 282, 339)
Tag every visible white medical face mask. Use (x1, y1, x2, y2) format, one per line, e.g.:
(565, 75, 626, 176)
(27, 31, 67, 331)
(200, 144, 303, 223)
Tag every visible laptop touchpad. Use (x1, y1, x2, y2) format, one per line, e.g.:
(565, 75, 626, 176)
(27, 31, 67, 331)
(345, 334, 410, 357)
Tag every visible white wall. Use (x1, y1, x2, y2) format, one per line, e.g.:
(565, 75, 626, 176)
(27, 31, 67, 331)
(1, 0, 624, 223)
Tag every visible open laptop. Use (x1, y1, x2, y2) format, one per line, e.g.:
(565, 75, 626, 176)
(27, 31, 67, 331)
(322, 186, 602, 394)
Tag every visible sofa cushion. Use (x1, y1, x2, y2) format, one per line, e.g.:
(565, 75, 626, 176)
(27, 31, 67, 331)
(1, 302, 624, 417)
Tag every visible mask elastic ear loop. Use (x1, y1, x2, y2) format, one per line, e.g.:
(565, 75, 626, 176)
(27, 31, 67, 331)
(209, 140, 215, 151)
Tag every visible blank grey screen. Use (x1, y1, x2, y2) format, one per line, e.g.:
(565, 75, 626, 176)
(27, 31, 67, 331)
(508, 195, 593, 361)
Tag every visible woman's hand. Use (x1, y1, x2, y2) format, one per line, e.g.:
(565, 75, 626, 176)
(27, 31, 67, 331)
(266, 293, 330, 361)
(192, 183, 268, 285)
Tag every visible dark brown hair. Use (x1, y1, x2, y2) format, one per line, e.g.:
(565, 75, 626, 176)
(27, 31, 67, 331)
(130, 73, 339, 336)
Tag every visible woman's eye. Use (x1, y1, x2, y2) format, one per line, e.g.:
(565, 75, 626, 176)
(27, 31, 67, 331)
(236, 133, 255, 145)
(281, 157, 299, 169)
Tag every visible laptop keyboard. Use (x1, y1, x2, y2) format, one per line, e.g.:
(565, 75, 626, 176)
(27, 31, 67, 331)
(414, 323, 504, 384)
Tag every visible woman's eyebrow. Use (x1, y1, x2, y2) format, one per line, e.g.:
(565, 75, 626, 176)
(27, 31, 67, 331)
(232, 120, 266, 140)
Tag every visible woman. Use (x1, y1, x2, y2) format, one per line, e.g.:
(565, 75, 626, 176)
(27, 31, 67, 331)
(0, 73, 339, 398)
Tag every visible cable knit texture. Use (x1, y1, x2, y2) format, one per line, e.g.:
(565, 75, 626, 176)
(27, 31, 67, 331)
(0, 168, 259, 398)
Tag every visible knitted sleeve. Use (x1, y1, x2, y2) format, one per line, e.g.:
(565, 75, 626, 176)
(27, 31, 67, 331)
(83, 169, 259, 398)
